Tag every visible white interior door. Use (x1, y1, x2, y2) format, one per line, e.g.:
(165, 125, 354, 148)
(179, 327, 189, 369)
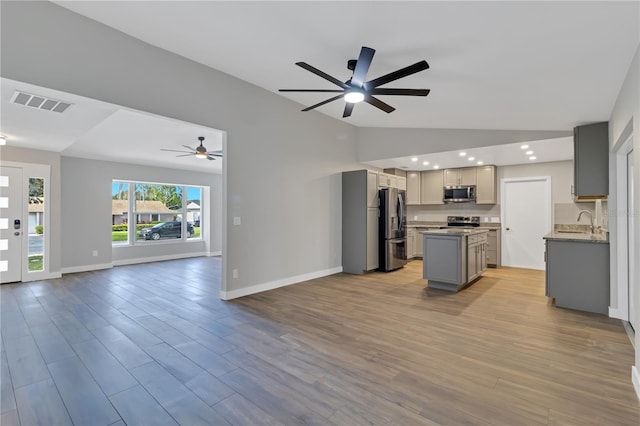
(0, 166, 23, 283)
(628, 148, 635, 329)
(502, 177, 551, 270)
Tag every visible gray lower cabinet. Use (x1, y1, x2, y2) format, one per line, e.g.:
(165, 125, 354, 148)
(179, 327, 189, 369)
(486, 228, 501, 267)
(545, 239, 609, 315)
(406, 228, 416, 259)
(423, 234, 465, 287)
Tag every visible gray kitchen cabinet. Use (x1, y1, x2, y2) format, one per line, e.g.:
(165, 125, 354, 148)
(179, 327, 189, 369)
(485, 228, 501, 267)
(406, 172, 421, 205)
(366, 171, 378, 207)
(343, 170, 379, 274)
(444, 167, 476, 186)
(573, 122, 609, 200)
(467, 233, 488, 282)
(475, 165, 497, 204)
(420, 170, 444, 204)
(406, 228, 415, 259)
(545, 239, 609, 315)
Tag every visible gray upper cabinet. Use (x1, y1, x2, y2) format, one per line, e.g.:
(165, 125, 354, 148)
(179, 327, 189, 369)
(475, 165, 496, 204)
(573, 122, 609, 200)
(406, 172, 421, 205)
(444, 168, 476, 186)
(420, 170, 444, 204)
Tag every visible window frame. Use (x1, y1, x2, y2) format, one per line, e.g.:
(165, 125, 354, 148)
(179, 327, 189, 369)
(112, 180, 203, 246)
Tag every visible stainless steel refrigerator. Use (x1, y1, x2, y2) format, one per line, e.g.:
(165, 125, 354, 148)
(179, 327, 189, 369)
(378, 187, 407, 272)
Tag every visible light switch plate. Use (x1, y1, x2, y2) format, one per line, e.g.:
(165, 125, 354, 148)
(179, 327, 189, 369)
(233, 216, 241, 225)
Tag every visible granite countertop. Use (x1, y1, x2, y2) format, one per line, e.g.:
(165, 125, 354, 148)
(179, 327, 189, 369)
(543, 231, 609, 243)
(407, 222, 501, 229)
(420, 228, 490, 236)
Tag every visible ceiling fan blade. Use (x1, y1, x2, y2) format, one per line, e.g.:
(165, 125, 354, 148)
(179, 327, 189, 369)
(351, 47, 375, 88)
(279, 89, 344, 93)
(301, 94, 344, 111)
(176, 154, 194, 157)
(369, 88, 430, 96)
(161, 149, 193, 153)
(295, 62, 349, 89)
(207, 153, 223, 157)
(343, 103, 354, 118)
(182, 145, 197, 151)
(365, 60, 429, 89)
(365, 95, 396, 113)
(206, 155, 217, 161)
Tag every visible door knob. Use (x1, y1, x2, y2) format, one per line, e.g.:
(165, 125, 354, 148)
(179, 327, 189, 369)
(506, 227, 510, 231)
(14, 231, 20, 236)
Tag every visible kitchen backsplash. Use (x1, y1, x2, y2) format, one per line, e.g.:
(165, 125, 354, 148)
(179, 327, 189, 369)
(407, 204, 501, 223)
(408, 200, 608, 229)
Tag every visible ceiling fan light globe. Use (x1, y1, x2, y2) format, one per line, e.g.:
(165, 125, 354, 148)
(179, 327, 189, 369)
(344, 91, 365, 103)
(195, 152, 207, 159)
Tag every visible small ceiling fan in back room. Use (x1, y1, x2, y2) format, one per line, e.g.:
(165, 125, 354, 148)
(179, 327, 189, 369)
(279, 46, 430, 118)
(160, 136, 222, 161)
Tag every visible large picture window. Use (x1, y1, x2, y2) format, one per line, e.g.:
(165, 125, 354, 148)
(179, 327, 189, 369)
(112, 180, 203, 245)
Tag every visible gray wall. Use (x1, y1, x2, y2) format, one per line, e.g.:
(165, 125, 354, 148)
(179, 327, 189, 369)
(608, 45, 639, 374)
(60, 157, 222, 270)
(0, 1, 360, 295)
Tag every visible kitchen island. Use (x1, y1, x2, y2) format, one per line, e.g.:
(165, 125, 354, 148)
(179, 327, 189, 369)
(421, 228, 489, 292)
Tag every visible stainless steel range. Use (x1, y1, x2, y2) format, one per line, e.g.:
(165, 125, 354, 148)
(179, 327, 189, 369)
(447, 216, 480, 227)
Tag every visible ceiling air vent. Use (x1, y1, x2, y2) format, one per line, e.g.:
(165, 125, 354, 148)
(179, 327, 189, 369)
(10, 91, 72, 113)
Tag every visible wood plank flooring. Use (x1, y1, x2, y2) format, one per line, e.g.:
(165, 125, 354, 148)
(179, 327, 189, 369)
(1, 257, 638, 425)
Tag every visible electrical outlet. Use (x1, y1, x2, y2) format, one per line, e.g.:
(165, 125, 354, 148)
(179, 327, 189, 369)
(413, 215, 418, 220)
(232, 269, 238, 279)
(92, 250, 98, 257)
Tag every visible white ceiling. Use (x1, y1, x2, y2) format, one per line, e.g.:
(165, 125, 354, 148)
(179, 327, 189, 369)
(53, 0, 639, 130)
(1, 78, 224, 174)
(364, 137, 573, 171)
(1, 1, 638, 171)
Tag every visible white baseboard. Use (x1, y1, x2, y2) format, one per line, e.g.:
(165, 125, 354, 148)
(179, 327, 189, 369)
(113, 251, 210, 267)
(61, 263, 113, 275)
(609, 306, 628, 320)
(220, 266, 343, 300)
(632, 366, 640, 401)
(209, 251, 222, 257)
(21, 271, 63, 282)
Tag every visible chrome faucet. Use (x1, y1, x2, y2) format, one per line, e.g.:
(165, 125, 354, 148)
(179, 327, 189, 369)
(577, 210, 594, 233)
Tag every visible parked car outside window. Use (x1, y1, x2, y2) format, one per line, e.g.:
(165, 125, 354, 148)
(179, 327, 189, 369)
(139, 221, 194, 240)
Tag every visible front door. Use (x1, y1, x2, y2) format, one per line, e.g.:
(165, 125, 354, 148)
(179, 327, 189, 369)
(0, 166, 24, 283)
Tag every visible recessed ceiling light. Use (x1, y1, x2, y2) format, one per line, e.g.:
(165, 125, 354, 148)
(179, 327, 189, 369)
(411, 157, 418, 162)
(422, 161, 429, 166)
(477, 161, 483, 165)
(433, 165, 440, 169)
(529, 156, 537, 160)
(521, 144, 529, 149)
(526, 150, 534, 155)
(468, 157, 475, 161)
(459, 152, 466, 156)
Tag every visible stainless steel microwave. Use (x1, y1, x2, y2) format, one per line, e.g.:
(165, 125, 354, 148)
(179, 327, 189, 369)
(443, 185, 476, 203)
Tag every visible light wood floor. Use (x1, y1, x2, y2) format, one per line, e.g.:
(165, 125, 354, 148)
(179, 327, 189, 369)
(1, 258, 638, 425)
